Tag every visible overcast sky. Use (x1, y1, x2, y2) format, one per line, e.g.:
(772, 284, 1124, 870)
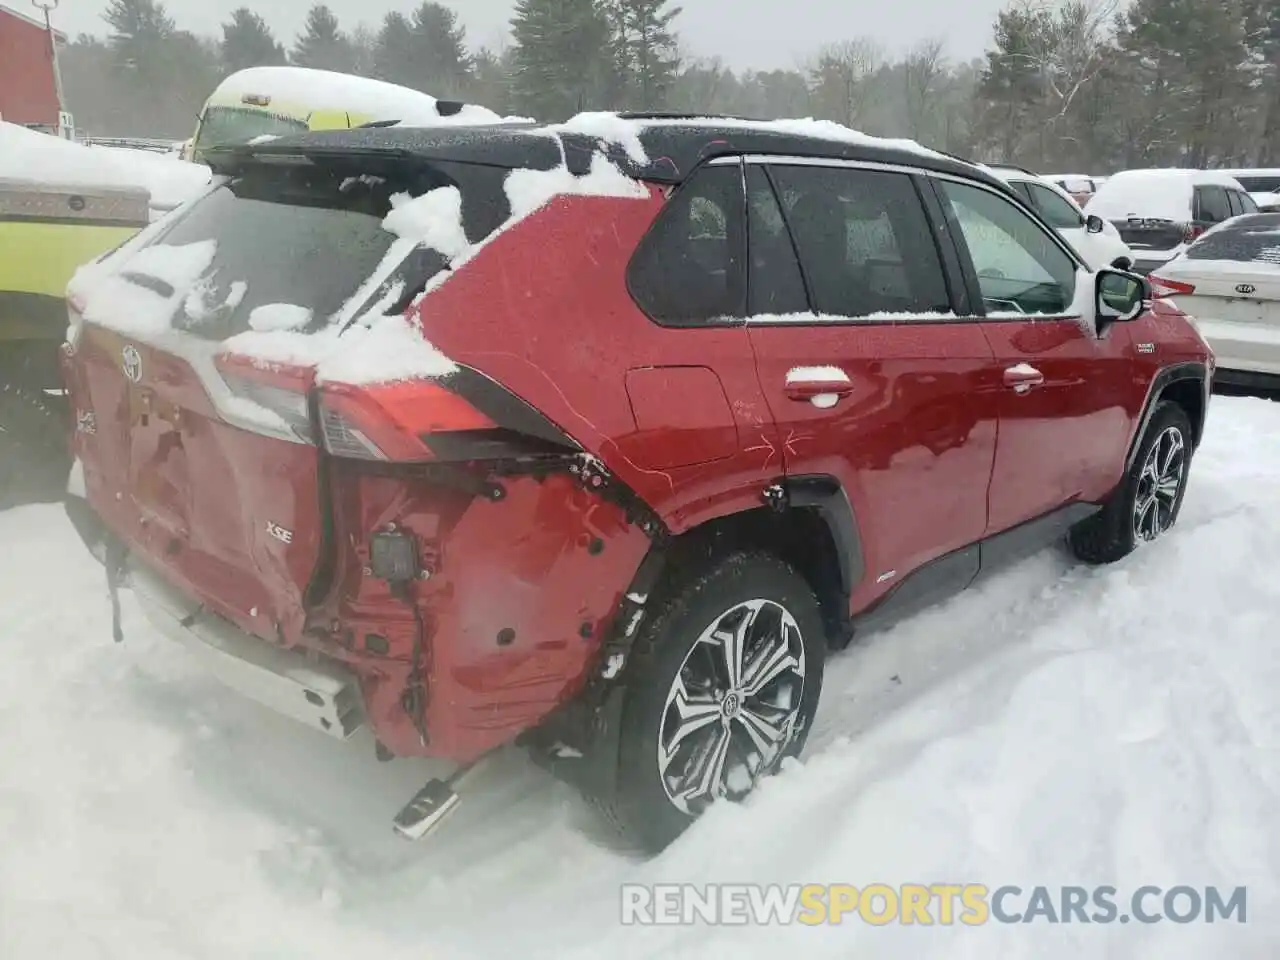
(47, 0, 1003, 72)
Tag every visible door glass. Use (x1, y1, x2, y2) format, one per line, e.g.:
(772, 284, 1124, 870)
(769, 165, 951, 318)
(627, 164, 746, 325)
(745, 166, 809, 315)
(1026, 182, 1085, 230)
(1236, 190, 1258, 213)
(1196, 186, 1231, 223)
(940, 180, 1078, 315)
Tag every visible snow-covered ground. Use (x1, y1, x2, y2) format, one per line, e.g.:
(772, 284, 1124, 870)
(1, 395, 1277, 959)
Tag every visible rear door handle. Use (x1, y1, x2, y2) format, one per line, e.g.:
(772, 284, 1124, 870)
(1003, 364, 1044, 394)
(784, 381, 855, 401)
(784, 367, 855, 402)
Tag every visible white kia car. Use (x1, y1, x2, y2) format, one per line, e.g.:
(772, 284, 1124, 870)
(1149, 212, 1280, 391)
(986, 164, 1134, 270)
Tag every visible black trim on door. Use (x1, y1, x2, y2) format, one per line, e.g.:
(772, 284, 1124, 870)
(924, 175, 986, 316)
(850, 500, 1102, 637)
(912, 172, 974, 318)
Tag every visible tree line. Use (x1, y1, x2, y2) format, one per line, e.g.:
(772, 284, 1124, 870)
(56, 0, 1280, 174)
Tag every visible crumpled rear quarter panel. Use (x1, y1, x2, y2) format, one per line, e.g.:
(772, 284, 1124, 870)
(323, 468, 653, 760)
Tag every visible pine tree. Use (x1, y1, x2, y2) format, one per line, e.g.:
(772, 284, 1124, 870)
(510, 0, 614, 120)
(410, 2, 472, 98)
(374, 12, 418, 87)
(974, 5, 1051, 161)
(221, 8, 286, 74)
(622, 0, 682, 107)
(350, 23, 378, 77)
(468, 46, 514, 114)
(1117, 0, 1252, 165)
(104, 0, 175, 75)
(292, 4, 356, 73)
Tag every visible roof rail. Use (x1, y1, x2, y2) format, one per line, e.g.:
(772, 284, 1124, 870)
(612, 111, 766, 123)
(983, 159, 1039, 175)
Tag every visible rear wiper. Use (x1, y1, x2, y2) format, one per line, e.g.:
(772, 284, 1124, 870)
(119, 271, 175, 298)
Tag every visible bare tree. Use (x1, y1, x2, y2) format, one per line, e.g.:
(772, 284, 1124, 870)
(1014, 0, 1118, 123)
(808, 38, 882, 127)
(903, 38, 946, 140)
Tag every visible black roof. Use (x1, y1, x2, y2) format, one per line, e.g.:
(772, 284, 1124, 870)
(202, 115, 1001, 190)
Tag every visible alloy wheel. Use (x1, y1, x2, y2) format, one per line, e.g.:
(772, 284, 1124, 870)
(1133, 425, 1186, 542)
(656, 599, 807, 815)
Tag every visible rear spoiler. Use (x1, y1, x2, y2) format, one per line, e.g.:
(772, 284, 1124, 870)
(202, 143, 417, 177)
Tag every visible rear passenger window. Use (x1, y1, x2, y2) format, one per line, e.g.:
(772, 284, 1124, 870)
(628, 164, 745, 325)
(1236, 190, 1258, 214)
(768, 165, 951, 318)
(1196, 186, 1231, 223)
(745, 166, 808, 315)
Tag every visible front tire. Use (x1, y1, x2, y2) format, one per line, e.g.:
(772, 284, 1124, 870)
(1069, 401, 1193, 564)
(599, 551, 826, 852)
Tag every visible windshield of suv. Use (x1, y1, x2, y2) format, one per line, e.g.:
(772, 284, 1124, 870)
(193, 106, 309, 155)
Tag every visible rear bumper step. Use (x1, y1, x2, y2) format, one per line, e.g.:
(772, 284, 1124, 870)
(126, 561, 365, 740)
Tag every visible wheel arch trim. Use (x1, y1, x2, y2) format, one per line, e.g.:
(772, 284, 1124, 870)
(1124, 361, 1208, 473)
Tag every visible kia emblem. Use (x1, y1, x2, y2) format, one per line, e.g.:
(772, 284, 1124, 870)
(122, 345, 142, 383)
(1235, 283, 1256, 295)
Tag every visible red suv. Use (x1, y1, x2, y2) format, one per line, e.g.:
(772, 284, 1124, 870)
(59, 116, 1213, 852)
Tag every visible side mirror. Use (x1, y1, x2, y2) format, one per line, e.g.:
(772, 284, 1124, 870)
(1096, 268, 1147, 323)
(1085, 214, 1105, 234)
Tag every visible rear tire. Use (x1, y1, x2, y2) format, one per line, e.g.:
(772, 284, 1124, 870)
(0, 384, 71, 512)
(1069, 401, 1193, 564)
(596, 551, 826, 853)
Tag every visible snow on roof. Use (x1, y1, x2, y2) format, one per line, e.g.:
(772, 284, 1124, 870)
(0, 121, 210, 210)
(0, 121, 148, 192)
(1214, 168, 1280, 177)
(1087, 168, 1246, 221)
(208, 67, 502, 126)
(557, 112, 949, 164)
(84, 144, 211, 210)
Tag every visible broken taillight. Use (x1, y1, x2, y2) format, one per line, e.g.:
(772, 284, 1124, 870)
(213, 352, 315, 444)
(1147, 275, 1196, 298)
(317, 379, 497, 461)
(213, 352, 580, 462)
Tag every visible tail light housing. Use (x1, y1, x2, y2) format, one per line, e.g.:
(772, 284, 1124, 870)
(318, 370, 581, 463)
(1182, 224, 1205, 244)
(318, 379, 496, 461)
(1148, 275, 1196, 299)
(213, 352, 315, 444)
(213, 350, 580, 463)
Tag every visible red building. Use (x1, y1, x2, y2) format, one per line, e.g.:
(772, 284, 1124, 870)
(0, 2, 66, 128)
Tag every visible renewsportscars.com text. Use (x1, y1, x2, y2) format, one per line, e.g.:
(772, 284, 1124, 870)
(620, 883, 1248, 926)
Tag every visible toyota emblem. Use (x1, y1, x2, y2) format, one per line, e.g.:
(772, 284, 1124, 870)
(121, 345, 142, 383)
(1235, 283, 1256, 295)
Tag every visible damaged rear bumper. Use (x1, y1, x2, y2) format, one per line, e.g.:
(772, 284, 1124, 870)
(64, 458, 364, 741)
(127, 560, 365, 740)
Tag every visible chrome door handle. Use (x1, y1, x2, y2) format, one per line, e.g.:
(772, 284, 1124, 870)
(1003, 364, 1044, 394)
